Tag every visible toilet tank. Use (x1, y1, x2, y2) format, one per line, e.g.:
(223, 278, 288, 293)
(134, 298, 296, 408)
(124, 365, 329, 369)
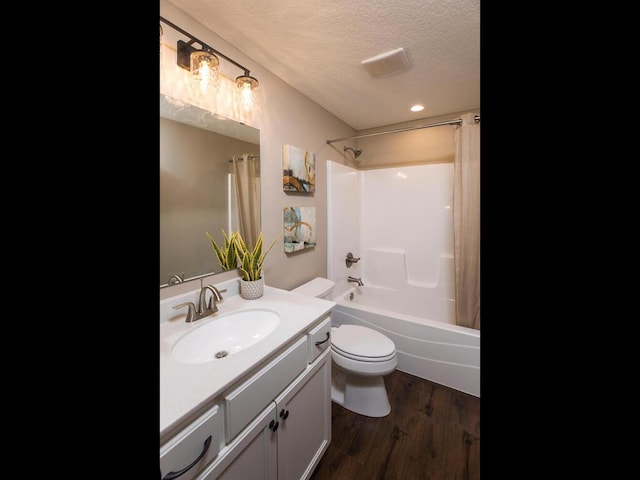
(291, 277, 335, 299)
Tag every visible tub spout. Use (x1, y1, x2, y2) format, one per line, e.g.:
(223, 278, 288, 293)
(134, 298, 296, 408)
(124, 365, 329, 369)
(348, 276, 364, 286)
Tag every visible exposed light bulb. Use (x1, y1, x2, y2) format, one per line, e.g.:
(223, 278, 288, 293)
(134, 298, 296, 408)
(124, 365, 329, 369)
(239, 82, 255, 111)
(235, 75, 259, 112)
(190, 51, 219, 94)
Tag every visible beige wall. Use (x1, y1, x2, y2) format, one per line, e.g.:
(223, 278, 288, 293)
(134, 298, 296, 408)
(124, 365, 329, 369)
(160, 0, 479, 292)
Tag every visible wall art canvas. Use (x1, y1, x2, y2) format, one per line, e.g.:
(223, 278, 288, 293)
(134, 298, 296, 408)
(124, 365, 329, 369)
(283, 144, 316, 193)
(283, 206, 317, 252)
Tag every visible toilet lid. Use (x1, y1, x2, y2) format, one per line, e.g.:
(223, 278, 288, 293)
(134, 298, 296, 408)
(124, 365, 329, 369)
(331, 325, 396, 360)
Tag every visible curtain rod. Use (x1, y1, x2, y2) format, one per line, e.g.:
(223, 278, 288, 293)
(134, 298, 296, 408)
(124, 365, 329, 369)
(326, 114, 480, 144)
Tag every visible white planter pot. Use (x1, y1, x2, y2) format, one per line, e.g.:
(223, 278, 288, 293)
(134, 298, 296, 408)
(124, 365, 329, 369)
(240, 277, 264, 300)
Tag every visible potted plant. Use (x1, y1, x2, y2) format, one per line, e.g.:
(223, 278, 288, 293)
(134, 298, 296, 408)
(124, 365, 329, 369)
(206, 229, 239, 271)
(234, 231, 278, 299)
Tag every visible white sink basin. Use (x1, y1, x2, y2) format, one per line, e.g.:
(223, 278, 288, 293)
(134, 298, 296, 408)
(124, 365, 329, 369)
(172, 309, 281, 364)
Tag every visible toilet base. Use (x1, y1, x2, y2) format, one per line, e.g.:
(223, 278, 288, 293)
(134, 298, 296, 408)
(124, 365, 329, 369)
(331, 366, 391, 417)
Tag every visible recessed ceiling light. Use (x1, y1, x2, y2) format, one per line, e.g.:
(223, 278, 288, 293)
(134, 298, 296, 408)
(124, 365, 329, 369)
(410, 104, 424, 112)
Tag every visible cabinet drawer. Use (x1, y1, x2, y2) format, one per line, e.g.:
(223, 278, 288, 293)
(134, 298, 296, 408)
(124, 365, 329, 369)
(160, 405, 223, 480)
(307, 316, 331, 364)
(224, 336, 307, 443)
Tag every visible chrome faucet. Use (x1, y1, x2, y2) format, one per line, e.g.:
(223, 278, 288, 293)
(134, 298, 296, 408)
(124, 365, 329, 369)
(347, 276, 364, 286)
(173, 285, 225, 323)
(198, 284, 224, 316)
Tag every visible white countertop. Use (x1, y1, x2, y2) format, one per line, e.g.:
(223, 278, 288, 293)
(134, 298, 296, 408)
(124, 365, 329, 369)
(160, 283, 335, 441)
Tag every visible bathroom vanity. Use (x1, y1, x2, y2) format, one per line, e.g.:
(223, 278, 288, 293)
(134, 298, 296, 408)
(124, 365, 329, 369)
(160, 279, 335, 480)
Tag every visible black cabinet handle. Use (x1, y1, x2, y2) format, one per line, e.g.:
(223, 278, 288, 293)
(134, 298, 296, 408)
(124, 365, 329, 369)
(315, 332, 330, 346)
(269, 419, 280, 431)
(280, 409, 289, 420)
(162, 435, 212, 480)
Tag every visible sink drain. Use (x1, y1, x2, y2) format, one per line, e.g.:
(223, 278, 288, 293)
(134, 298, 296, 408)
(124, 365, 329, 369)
(215, 351, 229, 359)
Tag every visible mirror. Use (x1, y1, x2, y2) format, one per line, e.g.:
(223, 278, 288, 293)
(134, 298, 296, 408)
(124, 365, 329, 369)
(160, 94, 261, 288)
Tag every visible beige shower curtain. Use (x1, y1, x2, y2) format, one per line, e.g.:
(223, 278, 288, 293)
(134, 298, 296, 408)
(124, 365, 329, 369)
(453, 113, 480, 330)
(230, 154, 260, 249)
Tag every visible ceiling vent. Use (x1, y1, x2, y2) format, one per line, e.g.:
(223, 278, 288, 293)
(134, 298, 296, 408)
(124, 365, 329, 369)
(361, 48, 411, 78)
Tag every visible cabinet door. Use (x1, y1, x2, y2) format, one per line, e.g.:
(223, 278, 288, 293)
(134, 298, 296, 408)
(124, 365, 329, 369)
(274, 348, 331, 480)
(198, 403, 278, 480)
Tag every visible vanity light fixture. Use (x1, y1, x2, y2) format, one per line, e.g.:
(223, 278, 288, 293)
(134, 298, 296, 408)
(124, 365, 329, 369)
(160, 16, 259, 104)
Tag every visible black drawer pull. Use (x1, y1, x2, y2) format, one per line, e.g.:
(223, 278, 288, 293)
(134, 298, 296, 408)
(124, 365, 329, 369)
(315, 332, 330, 346)
(162, 435, 212, 480)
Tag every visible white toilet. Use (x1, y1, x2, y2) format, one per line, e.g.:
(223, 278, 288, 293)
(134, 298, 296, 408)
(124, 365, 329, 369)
(291, 277, 398, 417)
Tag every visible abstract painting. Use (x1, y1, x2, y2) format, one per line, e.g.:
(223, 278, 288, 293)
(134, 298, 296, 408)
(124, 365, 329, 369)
(283, 206, 317, 252)
(283, 144, 316, 193)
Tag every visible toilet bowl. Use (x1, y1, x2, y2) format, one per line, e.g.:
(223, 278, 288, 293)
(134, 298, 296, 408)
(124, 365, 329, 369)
(291, 277, 398, 417)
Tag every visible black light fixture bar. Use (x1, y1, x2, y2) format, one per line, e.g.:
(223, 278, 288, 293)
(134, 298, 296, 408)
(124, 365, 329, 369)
(160, 16, 252, 77)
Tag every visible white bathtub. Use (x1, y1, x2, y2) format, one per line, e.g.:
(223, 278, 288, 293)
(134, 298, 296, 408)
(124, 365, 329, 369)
(330, 280, 480, 397)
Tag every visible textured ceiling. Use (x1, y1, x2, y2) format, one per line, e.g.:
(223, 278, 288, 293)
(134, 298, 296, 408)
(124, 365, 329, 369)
(166, 0, 480, 130)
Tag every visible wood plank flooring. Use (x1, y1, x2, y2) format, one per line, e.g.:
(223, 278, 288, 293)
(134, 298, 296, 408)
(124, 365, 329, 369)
(310, 370, 480, 480)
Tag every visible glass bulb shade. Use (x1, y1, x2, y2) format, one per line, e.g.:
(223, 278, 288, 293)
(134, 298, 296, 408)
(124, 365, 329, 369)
(235, 75, 259, 111)
(190, 51, 220, 94)
(235, 75, 259, 90)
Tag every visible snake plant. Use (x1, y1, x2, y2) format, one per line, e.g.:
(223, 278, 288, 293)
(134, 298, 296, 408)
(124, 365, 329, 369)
(234, 231, 278, 281)
(206, 229, 239, 271)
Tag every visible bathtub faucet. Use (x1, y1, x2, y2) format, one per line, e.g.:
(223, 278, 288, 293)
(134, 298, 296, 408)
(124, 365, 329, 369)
(347, 276, 364, 286)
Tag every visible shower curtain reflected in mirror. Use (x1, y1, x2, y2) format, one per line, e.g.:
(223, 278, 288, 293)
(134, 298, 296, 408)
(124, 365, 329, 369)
(230, 154, 260, 249)
(453, 113, 480, 330)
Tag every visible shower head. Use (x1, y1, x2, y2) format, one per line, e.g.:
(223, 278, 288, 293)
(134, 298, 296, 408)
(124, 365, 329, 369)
(344, 146, 363, 159)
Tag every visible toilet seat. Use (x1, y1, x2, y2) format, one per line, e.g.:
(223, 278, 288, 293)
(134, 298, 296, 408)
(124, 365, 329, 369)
(331, 325, 396, 362)
(332, 345, 397, 362)
(331, 348, 398, 377)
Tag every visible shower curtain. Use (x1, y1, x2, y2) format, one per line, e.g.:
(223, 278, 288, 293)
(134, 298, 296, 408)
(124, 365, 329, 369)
(453, 113, 480, 330)
(230, 154, 260, 249)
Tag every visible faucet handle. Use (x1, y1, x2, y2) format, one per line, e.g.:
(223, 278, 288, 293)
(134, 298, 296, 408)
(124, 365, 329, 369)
(173, 302, 196, 323)
(345, 252, 361, 268)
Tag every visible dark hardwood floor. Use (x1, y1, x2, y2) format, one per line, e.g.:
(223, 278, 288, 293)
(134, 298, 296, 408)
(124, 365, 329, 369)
(310, 370, 480, 480)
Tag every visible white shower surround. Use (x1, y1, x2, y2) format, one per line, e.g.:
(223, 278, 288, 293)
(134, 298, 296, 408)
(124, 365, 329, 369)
(327, 160, 479, 397)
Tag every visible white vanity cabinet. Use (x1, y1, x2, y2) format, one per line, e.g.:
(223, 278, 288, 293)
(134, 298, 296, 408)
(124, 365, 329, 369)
(200, 347, 331, 480)
(160, 314, 332, 480)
